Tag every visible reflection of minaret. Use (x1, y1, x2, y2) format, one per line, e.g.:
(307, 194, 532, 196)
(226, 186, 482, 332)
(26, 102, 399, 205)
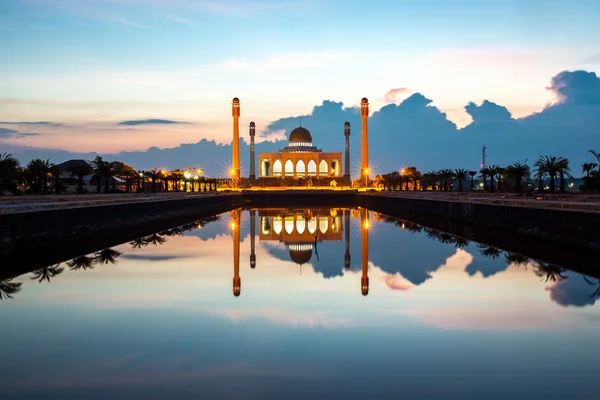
(360, 98, 369, 179)
(344, 209, 351, 268)
(344, 122, 351, 184)
(232, 209, 241, 297)
(249, 122, 256, 184)
(250, 209, 256, 269)
(361, 209, 369, 296)
(232, 98, 241, 180)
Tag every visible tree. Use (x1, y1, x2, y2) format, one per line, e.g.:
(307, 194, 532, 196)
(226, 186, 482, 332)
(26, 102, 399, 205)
(454, 169, 469, 192)
(144, 168, 161, 193)
(0, 153, 20, 194)
(557, 158, 571, 192)
(0, 279, 22, 300)
(405, 167, 421, 191)
(113, 161, 137, 193)
(533, 160, 546, 194)
(582, 162, 598, 192)
(439, 169, 454, 191)
(94, 248, 122, 265)
(26, 158, 52, 194)
(534, 263, 567, 283)
(68, 162, 93, 194)
(536, 155, 565, 193)
(468, 170, 477, 191)
(488, 165, 504, 192)
(49, 164, 62, 194)
(504, 162, 530, 193)
(93, 156, 116, 193)
(67, 255, 96, 271)
(373, 175, 384, 189)
(30, 265, 64, 283)
(479, 166, 491, 191)
(169, 170, 184, 192)
(589, 150, 600, 164)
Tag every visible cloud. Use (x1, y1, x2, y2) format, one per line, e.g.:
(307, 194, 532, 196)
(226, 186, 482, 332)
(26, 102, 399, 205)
(0, 121, 63, 127)
(384, 88, 412, 103)
(383, 273, 416, 291)
(546, 274, 599, 308)
(166, 14, 196, 24)
(546, 70, 600, 106)
(117, 119, 188, 126)
(0, 128, 40, 139)
(120, 254, 191, 261)
(465, 100, 513, 123)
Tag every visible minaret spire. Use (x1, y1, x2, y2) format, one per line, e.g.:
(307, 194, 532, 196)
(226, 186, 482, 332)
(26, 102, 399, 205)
(344, 121, 351, 185)
(249, 122, 256, 184)
(344, 209, 351, 268)
(360, 97, 369, 187)
(361, 208, 369, 296)
(231, 98, 241, 187)
(231, 209, 241, 297)
(250, 209, 256, 269)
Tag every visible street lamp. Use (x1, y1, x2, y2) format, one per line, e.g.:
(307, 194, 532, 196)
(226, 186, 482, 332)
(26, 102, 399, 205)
(363, 168, 370, 188)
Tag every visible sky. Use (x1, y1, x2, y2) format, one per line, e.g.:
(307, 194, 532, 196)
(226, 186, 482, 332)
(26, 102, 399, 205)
(1, 0, 600, 174)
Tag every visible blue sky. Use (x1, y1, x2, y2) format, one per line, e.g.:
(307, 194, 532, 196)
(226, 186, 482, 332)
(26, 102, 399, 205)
(1, 0, 600, 158)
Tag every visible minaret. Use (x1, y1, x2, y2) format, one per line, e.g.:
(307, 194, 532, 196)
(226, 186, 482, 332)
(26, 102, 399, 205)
(344, 209, 351, 268)
(250, 209, 256, 269)
(231, 209, 241, 297)
(249, 122, 256, 184)
(361, 209, 369, 296)
(344, 122, 351, 184)
(231, 98, 241, 183)
(360, 98, 369, 184)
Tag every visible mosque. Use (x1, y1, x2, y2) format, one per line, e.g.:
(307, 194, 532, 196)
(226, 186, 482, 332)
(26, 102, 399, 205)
(230, 207, 371, 297)
(231, 97, 370, 187)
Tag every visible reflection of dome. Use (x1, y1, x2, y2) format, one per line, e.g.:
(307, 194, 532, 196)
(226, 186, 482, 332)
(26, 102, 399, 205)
(289, 127, 312, 143)
(288, 243, 313, 265)
(361, 97, 368, 103)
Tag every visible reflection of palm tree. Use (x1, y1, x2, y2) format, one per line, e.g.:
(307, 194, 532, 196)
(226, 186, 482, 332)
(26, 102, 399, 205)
(437, 233, 455, 245)
(144, 233, 166, 247)
(534, 263, 567, 283)
(67, 255, 96, 271)
(453, 237, 470, 248)
(30, 264, 64, 283)
(477, 244, 501, 259)
(504, 252, 530, 268)
(130, 237, 148, 249)
(94, 248, 122, 265)
(0, 279, 23, 300)
(583, 276, 600, 299)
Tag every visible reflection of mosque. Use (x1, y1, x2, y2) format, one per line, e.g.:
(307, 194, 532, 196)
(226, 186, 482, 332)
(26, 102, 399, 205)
(231, 208, 371, 297)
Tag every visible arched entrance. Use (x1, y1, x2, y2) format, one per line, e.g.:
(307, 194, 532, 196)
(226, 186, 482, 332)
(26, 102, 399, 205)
(261, 159, 271, 176)
(273, 160, 282, 177)
(296, 160, 306, 177)
(284, 159, 294, 177)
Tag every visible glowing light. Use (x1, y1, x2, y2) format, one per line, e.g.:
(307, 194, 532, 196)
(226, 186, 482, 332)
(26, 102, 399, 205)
(230, 222, 236, 230)
(364, 168, 370, 175)
(401, 223, 405, 229)
(194, 175, 199, 180)
(363, 220, 370, 230)
(184, 171, 191, 179)
(161, 170, 167, 175)
(400, 168, 406, 175)
(197, 169, 203, 175)
(230, 169, 236, 176)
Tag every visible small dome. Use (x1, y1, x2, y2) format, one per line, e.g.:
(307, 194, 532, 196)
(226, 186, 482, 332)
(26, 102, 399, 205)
(289, 127, 312, 143)
(232, 97, 240, 103)
(289, 249, 312, 265)
(344, 121, 350, 127)
(361, 97, 368, 103)
(249, 121, 255, 127)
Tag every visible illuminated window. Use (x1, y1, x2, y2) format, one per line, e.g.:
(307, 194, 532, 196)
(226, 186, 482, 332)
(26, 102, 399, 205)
(296, 217, 306, 234)
(273, 160, 282, 177)
(308, 160, 317, 176)
(319, 217, 328, 234)
(273, 216, 283, 235)
(285, 159, 294, 176)
(308, 218, 317, 234)
(285, 216, 294, 235)
(296, 160, 306, 176)
(261, 217, 271, 234)
(319, 160, 328, 174)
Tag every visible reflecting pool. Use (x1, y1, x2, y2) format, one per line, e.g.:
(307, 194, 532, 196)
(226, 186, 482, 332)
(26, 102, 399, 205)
(1, 208, 599, 399)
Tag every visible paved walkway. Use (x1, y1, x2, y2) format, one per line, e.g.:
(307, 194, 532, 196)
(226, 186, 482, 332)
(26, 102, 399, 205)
(0, 192, 228, 215)
(368, 191, 600, 213)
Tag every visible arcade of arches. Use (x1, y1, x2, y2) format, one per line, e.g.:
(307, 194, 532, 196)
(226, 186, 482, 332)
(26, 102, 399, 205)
(259, 126, 342, 184)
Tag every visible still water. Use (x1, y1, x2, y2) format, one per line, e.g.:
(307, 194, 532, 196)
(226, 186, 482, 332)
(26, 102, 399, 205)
(1, 208, 599, 399)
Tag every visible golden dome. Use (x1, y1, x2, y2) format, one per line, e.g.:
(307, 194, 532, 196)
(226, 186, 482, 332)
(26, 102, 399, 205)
(250, 121, 255, 127)
(289, 127, 312, 143)
(232, 97, 240, 103)
(289, 248, 312, 265)
(361, 97, 369, 103)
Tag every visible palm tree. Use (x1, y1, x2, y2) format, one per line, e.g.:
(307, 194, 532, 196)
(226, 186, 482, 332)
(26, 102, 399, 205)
(504, 253, 529, 268)
(534, 262, 567, 283)
(477, 244, 502, 259)
(533, 160, 546, 194)
(468, 170, 477, 191)
(582, 276, 600, 300)
(30, 264, 64, 283)
(454, 169, 469, 192)
(480, 166, 492, 191)
(582, 162, 598, 193)
(67, 255, 96, 271)
(144, 168, 161, 193)
(93, 156, 115, 193)
(93, 248, 122, 265)
(26, 158, 52, 194)
(143, 233, 167, 246)
(169, 170, 184, 192)
(68, 162, 93, 194)
(439, 169, 454, 191)
(536, 155, 565, 193)
(453, 237, 470, 248)
(589, 150, 600, 164)
(0, 152, 20, 194)
(487, 165, 504, 192)
(0, 279, 22, 300)
(130, 237, 148, 248)
(557, 158, 571, 192)
(49, 164, 62, 194)
(504, 162, 530, 193)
